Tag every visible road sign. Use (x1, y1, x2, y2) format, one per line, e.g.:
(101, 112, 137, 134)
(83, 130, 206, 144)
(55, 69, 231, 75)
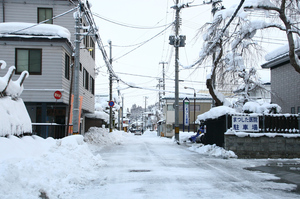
(54, 90, 62, 100)
(108, 101, 115, 107)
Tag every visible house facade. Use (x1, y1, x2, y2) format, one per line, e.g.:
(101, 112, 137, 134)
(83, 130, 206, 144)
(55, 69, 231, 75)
(262, 49, 300, 114)
(0, 0, 96, 137)
(161, 94, 212, 137)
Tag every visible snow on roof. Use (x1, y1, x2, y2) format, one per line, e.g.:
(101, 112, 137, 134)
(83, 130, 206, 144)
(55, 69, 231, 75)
(0, 22, 71, 41)
(197, 106, 238, 121)
(264, 39, 300, 62)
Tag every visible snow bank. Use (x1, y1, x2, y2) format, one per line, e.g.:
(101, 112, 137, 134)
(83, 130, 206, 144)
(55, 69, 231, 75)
(189, 144, 237, 159)
(0, 135, 104, 199)
(197, 106, 238, 121)
(84, 127, 124, 146)
(0, 96, 32, 136)
(0, 22, 71, 41)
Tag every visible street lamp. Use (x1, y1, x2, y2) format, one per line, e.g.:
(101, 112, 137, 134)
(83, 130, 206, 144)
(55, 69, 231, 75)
(184, 87, 196, 133)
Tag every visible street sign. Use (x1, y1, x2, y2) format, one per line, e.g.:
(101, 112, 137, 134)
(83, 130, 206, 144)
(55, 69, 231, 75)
(108, 100, 115, 107)
(232, 116, 259, 132)
(54, 90, 62, 100)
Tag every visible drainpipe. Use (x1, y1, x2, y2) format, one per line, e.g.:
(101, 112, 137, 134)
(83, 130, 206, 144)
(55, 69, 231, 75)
(2, 0, 5, 22)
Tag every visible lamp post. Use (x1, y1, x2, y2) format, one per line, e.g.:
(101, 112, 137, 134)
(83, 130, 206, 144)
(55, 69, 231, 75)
(184, 87, 196, 133)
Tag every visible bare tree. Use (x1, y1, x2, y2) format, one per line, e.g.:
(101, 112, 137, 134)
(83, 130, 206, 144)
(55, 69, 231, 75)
(186, 0, 300, 106)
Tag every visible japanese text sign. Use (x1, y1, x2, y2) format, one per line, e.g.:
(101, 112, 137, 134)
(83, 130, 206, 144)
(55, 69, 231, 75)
(232, 116, 259, 132)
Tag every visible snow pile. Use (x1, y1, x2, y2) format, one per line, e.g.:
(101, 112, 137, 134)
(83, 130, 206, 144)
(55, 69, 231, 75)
(197, 106, 238, 121)
(189, 144, 237, 159)
(243, 101, 281, 114)
(0, 135, 104, 199)
(0, 22, 71, 41)
(0, 97, 32, 136)
(84, 127, 125, 146)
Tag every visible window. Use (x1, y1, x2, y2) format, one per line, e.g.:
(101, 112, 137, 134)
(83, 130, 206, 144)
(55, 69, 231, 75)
(90, 76, 95, 95)
(38, 8, 53, 24)
(167, 104, 174, 111)
(65, 54, 70, 79)
(83, 68, 89, 90)
(16, 49, 42, 74)
(291, 107, 295, 114)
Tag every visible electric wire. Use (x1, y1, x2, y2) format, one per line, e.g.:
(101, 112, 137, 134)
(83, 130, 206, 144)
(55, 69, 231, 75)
(113, 22, 174, 61)
(7, 6, 79, 35)
(93, 12, 173, 30)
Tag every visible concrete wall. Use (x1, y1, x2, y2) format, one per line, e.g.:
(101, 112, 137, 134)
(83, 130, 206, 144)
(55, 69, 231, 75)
(225, 134, 300, 158)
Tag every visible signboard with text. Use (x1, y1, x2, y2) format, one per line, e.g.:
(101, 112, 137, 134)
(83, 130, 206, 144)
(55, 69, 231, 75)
(232, 115, 259, 132)
(184, 98, 189, 126)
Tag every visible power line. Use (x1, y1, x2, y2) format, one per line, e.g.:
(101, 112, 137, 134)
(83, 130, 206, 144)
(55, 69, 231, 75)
(113, 22, 174, 61)
(7, 6, 79, 35)
(92, 12, 173, 30)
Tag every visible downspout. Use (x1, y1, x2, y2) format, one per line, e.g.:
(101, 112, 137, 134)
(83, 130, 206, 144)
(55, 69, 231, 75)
(2, 0, 5, 22)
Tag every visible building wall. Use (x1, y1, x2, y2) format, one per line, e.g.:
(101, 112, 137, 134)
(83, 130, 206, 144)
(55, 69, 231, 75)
(163, 98, 212, 131)
(0, 0, 96, 113)
(0, 39, 72, 104)
(271, 63, 300, 113)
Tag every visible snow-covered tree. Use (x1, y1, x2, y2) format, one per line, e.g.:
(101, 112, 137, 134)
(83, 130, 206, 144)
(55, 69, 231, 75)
(186, 0, 300, 106)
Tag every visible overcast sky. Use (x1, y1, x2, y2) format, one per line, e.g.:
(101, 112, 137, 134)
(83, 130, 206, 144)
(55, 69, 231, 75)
(88, 0, 286, 112)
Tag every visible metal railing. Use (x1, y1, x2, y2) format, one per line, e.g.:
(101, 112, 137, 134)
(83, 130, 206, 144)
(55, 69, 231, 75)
(32, 123, 72, 139)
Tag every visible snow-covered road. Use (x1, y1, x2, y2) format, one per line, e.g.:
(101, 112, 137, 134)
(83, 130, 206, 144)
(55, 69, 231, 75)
(80, 131, 299, 199)
(1, 129, 299, 199)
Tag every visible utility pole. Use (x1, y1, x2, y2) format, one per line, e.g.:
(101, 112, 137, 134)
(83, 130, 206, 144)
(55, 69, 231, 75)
(159, 62, 167, 96)
(109, 40, 113, 132)
(73, 6, 81, 134)
(157, 79, 162, 110)
(121, 95, 124, 131)
(144, 96, 148, 131)
(117, 80, 120, 131)
(171, 0, 185, 142)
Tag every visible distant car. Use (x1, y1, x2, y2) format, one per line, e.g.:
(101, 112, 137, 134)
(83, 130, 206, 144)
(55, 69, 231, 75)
(134, 129, 142, 135)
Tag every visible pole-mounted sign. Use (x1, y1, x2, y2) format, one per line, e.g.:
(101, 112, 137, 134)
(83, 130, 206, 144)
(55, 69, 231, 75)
(108, 100, 115, 107)
(54, 90, 62, 100)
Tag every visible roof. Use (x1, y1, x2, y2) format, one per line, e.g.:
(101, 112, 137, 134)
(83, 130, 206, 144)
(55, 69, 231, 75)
(0, 22, 71, 42)
(262, 41, 300, 69)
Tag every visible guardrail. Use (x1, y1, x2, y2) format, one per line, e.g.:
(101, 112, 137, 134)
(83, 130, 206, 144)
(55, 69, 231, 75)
(32, 123, 72, 139)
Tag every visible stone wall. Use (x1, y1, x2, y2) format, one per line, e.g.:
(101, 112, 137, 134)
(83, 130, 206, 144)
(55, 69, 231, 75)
(225, 133, 300, 158)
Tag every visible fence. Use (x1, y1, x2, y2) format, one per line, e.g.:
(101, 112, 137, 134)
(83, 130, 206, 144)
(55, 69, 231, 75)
(202, 114, 300, 147)
(32, 123, 71, 139)
(226, 114, 300, 133)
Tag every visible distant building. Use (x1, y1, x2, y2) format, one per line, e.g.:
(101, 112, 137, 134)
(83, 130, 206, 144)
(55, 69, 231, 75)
(161, 94, 212, 137)
(0, 0, 96, 137)
(262, 46, 300, 114)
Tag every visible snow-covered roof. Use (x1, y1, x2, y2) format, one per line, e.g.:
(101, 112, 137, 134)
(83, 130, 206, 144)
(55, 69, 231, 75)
(197, 106, 238, 121)
(262, 40, 300, 68)
(0, 22, 71, 42)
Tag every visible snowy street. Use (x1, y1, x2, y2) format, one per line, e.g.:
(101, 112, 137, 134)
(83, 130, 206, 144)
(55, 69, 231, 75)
(0, 129, 300, 199)
(80, 130, 299, 199)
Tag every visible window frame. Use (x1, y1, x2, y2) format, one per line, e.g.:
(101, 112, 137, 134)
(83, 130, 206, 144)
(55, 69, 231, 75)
(65, 53, 70, 80)
(15, 48, 42, 75)
(83, 68, 89, 90)
(38, 7, 53, 24)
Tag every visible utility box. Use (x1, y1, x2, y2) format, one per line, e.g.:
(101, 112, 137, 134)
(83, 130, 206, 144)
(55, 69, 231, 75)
(165, 124, 174, 138)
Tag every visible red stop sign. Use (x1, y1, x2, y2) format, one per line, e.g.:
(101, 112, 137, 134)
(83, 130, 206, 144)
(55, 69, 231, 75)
(54, 91, 62, 100)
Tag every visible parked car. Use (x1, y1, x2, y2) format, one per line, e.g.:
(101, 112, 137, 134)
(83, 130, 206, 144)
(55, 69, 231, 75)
(134, 129, 142, 135)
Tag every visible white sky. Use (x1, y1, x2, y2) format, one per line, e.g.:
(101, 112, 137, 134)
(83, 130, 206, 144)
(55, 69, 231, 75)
(89, 0, 286, 111)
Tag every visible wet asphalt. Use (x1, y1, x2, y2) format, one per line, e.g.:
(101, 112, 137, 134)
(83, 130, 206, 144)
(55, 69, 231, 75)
(246, 160, 300, 194)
